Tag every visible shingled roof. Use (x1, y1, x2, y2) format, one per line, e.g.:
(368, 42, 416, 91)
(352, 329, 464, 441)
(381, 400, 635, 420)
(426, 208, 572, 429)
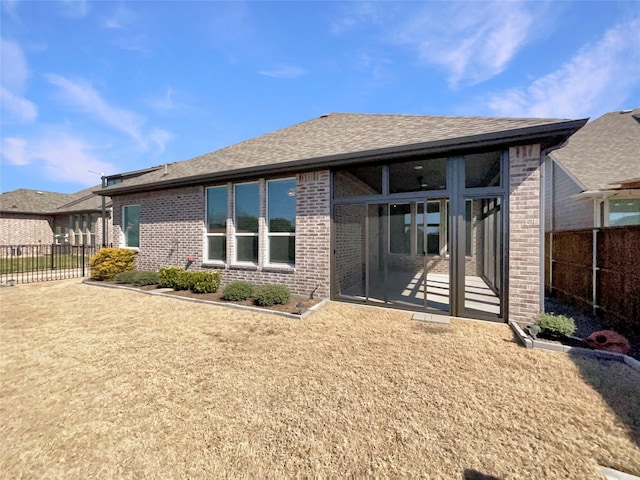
(0, 189, 74, 214)
(0, 185, 110, 215)
(100, 112, 586, 195)
(551, 108, 640, 191)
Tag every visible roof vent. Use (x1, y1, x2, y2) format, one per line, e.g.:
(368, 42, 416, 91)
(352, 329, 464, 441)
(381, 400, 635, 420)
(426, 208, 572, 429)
(319, 113, 330, 118)
(36, 191, 43, 194)
(163, 164, 168, 175)
(620, 109, 632, 113)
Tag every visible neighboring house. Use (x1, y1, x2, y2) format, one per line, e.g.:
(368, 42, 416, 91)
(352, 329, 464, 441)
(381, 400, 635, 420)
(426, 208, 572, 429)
(0, 186, 113, 246)
(545, 108, 640, 231)
(99, 112, 586, 325)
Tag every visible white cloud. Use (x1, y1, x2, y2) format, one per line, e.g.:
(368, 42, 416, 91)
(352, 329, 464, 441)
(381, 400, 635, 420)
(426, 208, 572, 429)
(1, 137, 28, 165)
(0, 87, 38, 122)
(0, 38, 37, 123)
(487, 19, 640, 118)
(45, 73, 147, 146)
(259, 65, 306, 79)
(149, 128, 174, 153)
(58, 0, 88, 19)
(394, 2, 539, 88)
(149, 87, 176, 112)
(1, 133, 116, 186)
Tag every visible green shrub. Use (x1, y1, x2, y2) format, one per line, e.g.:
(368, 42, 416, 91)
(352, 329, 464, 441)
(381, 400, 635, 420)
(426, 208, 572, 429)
(222, 281, 254, 301)
(114, 270, 137, 284)
(159, 267, 220, 293)
(190, 270, 221, 294)
(89, 248, 137, 280)
(114, 270, 159, 286)
(255, 284, 291, 306)
(158, 266, 184, 288)
(538, 312, 576, 337)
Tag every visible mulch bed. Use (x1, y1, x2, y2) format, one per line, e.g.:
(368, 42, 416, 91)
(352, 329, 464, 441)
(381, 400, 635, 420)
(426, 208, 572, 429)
(545, 296, 640, 361)
(101, 281, 319, 316)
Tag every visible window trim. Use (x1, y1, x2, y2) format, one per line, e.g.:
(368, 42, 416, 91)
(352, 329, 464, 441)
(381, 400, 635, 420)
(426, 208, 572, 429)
(266, 178, 296, 268)
(122, 204, 140, 249)
(233, 182, 260, 265)
(205, 185, 228, 264)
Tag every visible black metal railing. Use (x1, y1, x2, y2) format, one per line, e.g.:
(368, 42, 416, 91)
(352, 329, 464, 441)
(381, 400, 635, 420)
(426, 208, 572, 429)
(0, 244, 100, 284)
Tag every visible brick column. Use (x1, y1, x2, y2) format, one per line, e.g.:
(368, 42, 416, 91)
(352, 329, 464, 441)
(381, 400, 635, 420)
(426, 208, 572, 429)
(509, 144, 542, 325)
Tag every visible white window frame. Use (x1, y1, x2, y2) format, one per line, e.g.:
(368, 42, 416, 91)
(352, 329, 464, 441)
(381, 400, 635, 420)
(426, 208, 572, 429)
(122, 205, 140, 249)
(205, 185, 227, 264)
(234, 182, 259, 265)
(266, 178, 296, 268)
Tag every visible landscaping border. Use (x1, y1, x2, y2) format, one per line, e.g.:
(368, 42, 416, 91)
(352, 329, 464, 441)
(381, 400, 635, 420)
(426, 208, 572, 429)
(82, 279, 328, 320)
(509, 321, 640, 373)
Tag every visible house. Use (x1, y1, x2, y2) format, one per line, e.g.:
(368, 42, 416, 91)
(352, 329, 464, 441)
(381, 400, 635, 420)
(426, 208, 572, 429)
(545, 108, 640, 231)
(98, 113, 587, 325)
(0, 186, 113, 246)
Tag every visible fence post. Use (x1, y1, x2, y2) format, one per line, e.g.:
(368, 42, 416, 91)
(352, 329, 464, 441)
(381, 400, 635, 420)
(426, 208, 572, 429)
(81, 245, 86, 277)
(51, 244, 55, 271)
(592, 228, 598, 317)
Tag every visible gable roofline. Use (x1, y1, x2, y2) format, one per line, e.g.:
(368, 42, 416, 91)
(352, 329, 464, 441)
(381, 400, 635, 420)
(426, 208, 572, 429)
(99, 118, 587, 196)
(546, 153, 588, 191)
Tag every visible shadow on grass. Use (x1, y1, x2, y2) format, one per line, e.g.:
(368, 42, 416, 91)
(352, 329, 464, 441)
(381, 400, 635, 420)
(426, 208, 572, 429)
(568, 352, 640, 450)
(463, 469, 503, 480)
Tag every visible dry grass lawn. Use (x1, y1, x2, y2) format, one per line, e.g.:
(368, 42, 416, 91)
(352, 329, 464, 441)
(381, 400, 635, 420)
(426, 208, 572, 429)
(1, 279, 639, 479)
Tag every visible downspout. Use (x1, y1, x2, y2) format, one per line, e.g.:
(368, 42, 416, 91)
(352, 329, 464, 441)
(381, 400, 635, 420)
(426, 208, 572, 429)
(592, 198, 599, 317)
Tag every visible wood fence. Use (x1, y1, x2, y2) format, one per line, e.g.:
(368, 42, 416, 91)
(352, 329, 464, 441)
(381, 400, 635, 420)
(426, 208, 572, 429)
(545, 225, 640, 335)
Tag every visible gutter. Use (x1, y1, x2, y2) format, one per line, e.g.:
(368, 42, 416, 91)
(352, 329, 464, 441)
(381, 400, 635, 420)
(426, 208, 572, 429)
(97, 119, 588, 196)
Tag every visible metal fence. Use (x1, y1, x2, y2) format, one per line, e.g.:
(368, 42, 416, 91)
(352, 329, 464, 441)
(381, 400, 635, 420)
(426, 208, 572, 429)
(0, 244, 100, 284)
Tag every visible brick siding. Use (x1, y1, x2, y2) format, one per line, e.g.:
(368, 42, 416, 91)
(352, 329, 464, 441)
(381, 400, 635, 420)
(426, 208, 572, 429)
(0, 214, 54, 245)
(112, 171, 331, 299)
(508, 144, 543, 324)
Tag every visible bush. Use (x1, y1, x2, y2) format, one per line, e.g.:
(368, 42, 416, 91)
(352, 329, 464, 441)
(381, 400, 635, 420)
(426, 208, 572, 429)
(114, 270, 159, 286)
(158, 267, 220, 293)
(222, 281, 254, 301)
(158, 266, 184, 289)
(190, 270, 221, 294)
(538, 312, 576, 337)
(255, 284, 291, 306)
(90, 248, 137, 280)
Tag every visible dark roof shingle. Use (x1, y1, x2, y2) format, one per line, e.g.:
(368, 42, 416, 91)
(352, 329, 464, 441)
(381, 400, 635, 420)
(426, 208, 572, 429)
(101, 112, 585, 194)
(551, 108, 640, 191)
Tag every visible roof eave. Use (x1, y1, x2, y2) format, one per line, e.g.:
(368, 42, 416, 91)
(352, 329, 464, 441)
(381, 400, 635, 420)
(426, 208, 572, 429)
(99, 119, 587, 196)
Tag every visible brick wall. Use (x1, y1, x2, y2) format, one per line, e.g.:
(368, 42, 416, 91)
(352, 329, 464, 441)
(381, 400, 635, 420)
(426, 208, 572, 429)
(112, 171, 331, 299)
(508, 144, 542, 324)
(0, 214, 54, 245)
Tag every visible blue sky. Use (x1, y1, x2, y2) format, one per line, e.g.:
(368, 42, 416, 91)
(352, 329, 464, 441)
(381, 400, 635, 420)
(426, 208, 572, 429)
(1, 1, 639, 194)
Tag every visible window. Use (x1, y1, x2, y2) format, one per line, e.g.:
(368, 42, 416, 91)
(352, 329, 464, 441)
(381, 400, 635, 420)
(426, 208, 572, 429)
(390, 204, 411, 254)
(206, 186, 227, 262)
(465, 151, 501, 188)
(123, 205, 140, 248)
(389, 157, 447, 193)
(609, 198, 640, 226)
(234, 183, 259, 263)
(267, 178, 296, 265)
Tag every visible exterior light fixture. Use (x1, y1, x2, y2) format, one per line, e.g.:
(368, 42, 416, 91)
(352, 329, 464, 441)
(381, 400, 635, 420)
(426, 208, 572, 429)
(288, 188, 296, 197)
(414, 165, 423, 170)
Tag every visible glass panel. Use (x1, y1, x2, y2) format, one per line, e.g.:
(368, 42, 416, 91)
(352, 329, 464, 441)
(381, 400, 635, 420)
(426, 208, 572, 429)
(416, 203, 424, 255)
(426, 201, 440, 255)
(464, 197, 501, 319)
(609, 198, 640, 226)
(235, 183, 259, 233)
(207, 236, 226, 261)
(334, 204, 366, 298)
(333, 165, 383, 198)
(465, 151, 501, 188)
(269, 236, 295, 264)
(236, 236, 258, 263)
(389, 204, 411, 254)
(465, 200, 472, 256)
(207, 186, 227, 233)
(268, 179, 296, 232)
(389, 157, 447, 193)
(123, 205, 140, 248)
